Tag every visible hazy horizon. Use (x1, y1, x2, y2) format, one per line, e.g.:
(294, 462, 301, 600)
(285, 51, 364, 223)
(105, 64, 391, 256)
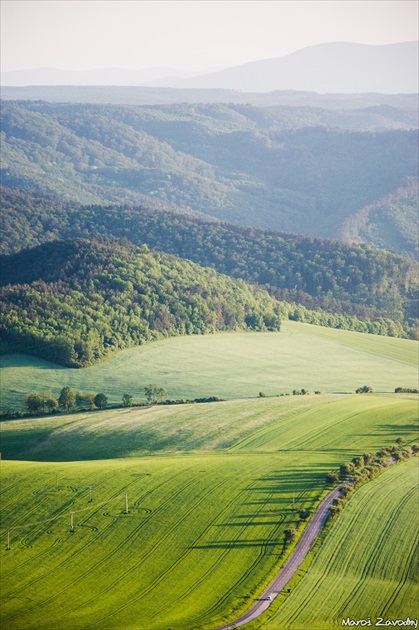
(1, 0, 418, 74)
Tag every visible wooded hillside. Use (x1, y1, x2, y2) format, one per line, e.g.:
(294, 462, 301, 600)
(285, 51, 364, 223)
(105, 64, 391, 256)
(1, 187, 416, 335)
(0, 238, 283, 367)
(1, 101, 417, 250)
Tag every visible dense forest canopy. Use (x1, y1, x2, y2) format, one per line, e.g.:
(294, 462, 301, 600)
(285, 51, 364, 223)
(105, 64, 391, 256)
(1, 100, 417, 251)
(0, 238, 284, 367)
(1, 187, 417, 336)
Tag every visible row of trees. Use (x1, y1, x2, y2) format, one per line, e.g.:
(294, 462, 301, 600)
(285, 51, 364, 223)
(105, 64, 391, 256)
(326, 438, 418, 517)
(259, 389, 321, 398)
(23, 383, 169, 415)
(24, 388, 108, 414)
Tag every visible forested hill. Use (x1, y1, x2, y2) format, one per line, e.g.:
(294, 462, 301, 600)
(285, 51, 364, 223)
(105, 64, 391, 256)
(1, 100, 417, 247)
(1, 187, 417, 335)
(0, 239, 283, 367)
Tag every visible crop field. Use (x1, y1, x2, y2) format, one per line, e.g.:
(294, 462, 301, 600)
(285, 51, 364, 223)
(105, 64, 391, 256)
(0, 454, 341, 630)
(0, 394, 418, 629)
(1, 321, 418, 410)
(1, 394, 418, 462)
(257, 456, 419, 629)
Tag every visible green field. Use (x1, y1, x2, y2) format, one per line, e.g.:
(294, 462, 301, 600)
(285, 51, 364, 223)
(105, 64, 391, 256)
(257, 457, 419, 629)
(1, 394, 418, 461)
(1, 321, 417, 410)
(0, 394, 418, 629)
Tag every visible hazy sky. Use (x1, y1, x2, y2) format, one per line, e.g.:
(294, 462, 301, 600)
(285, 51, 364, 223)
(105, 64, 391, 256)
(1, 0, 418, 72)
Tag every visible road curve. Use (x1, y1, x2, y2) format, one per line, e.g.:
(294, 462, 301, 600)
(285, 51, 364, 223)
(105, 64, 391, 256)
(214, 485, 342, 630)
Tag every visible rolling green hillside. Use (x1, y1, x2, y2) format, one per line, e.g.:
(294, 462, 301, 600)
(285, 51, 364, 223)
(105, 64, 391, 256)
(1, 322, 417, 411)
(258, 457, 419, 629)
(0, 238, 281, 367)
(0, 395, 417, 629)
(1, 95, 417, 630)
(1, 101, 417, 241)
(1, 393, 417, 462)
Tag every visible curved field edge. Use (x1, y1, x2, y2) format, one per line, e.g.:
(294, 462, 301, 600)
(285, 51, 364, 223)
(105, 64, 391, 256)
(252, 457, 419, 630)
(1, 321, 418, 411)
(1, 394, 418, 462)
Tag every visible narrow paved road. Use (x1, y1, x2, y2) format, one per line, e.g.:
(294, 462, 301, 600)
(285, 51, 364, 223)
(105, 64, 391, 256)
(215, 485, 342, 630)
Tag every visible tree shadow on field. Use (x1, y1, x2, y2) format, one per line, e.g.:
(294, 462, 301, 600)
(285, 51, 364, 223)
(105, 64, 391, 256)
(189, 539, 280, 550)
(4, 425, 192, 461)
(378, 423, 419, 436)
(216, 521, 282, 527)
(188, 467, 322, 552)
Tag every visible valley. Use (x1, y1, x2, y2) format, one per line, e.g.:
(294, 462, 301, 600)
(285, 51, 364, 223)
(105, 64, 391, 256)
(1, 101, 417, 251)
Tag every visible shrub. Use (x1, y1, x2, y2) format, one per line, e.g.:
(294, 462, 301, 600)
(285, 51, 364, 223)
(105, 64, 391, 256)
(284, 527, 298, 543)
(355, 385, 373, 394)
(326, 472, 339, 484)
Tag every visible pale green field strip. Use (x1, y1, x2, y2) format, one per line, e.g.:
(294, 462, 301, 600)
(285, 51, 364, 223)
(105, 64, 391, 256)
(0, 453, 340, 630)
(1, 395, 418, 461)
(257, 457, 419, 630)
(1, 322, 418, 410)
(291, 323, 418, 366)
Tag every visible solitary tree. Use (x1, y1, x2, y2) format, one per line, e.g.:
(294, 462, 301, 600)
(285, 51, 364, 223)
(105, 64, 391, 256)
(340, 462, 354, 478)
(355, 385, 373, 394)
(362, 452, 375, 465)
(58, 387, 76, 411)
(144, 384, 168, 405)
(84, 393, 96, 410)
(94, 393, 108, 409)
(122, 393, 133, 407)
(45, 396, 58, 413)
(75, 391, 86, 409)
(326, 472, 339, 485)
(284, 527, 298, 543)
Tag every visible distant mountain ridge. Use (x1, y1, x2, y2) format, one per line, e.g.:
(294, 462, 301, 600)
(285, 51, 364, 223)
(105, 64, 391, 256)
(1, 42, 417, 94)
(172, 42, 418, 94)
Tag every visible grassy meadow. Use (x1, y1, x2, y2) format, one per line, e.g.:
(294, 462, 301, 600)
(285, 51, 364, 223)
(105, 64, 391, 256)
(1, 321, 418, 411)
(256, 456, 419, 629)
(1, 394, 418, 629)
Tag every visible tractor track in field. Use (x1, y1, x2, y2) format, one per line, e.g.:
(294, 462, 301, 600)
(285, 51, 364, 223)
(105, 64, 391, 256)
(215, 484, 342, 630)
